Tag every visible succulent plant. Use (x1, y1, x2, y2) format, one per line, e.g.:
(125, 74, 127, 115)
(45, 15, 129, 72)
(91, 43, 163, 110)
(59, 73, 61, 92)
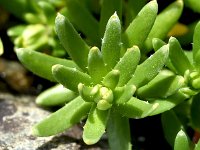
(164, 22, 200, 130)
(31, 0, 184, 110)
(162, 110, 200, 150)
(15, 0, 198, 149)
(150, 21, 200, 149)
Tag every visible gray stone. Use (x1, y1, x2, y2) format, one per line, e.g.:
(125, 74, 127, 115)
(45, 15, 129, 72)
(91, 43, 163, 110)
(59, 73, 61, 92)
(0, 93, 108, 150)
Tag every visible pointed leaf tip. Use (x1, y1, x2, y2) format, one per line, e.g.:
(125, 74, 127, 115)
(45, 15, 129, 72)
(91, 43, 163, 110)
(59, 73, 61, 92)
(110, 12, 120, 21)
(101, 11, 121, 70)
(52, 64, 61, 72)
(55, 13, 65, 23)
(55, 13, 89, 71)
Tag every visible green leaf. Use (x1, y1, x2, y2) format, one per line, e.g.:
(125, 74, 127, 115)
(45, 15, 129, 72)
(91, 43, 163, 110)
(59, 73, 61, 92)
(184, 51, 194, 65)
(191, 93, 200, 132)
(145, 0, 183, 52)
(7, 25, 26, 38)
(78, 83, 99, 102)
(52, 64, 92, 92)
(152, 38, 166, 51)
(102, 70, 120, 90)
(152, 38, 177, 72)
(174, 130, 190, 150)
(137, 70, 185, 99)
(16, 48, 77, 81)
(0, 38, 3, 56)
(101, 12, 121, 70)
(20, 24, 48, 51)
(107, 110, 131, 150)
(26, 0, 41, 14)
(184, 0, 200, 13)
(161, 110, 183, 146)
(193, 21, 200, 70)
(123, 0, 157, 50)
(0, 0, 27, 20)
(124, 0, 146, 28)
(66, 0, 100, 46)
(114, 45, 140, 86)
(99, 0, 122, 38)
(114, 85, 136, 104)
(149, 90, 188, 116)
(38, 1, 56, 24)
(88, 47, 107, 84)
(36, 84, 77, 106)
(55, 13, 90, 72)
(83, 104, 110, 145)
(127, 44, 169, 88)
(32, 96, 91, 136)
(195, 139, 200, 150)
(169, 37, 193, 75)
(116, 97, 159, 118)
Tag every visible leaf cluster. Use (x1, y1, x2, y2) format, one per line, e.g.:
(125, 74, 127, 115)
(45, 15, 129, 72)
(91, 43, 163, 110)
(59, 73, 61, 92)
(11, 0, 200, 149)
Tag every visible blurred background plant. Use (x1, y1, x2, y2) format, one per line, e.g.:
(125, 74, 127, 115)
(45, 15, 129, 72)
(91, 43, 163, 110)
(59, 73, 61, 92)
(1, 0, 200, 149)
(0, 0, 67, 57)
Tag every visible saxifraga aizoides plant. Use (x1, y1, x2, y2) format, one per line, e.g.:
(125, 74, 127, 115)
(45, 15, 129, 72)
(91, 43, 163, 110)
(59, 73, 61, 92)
(16, 1, 191, 149)
(153, 21, 200, 150)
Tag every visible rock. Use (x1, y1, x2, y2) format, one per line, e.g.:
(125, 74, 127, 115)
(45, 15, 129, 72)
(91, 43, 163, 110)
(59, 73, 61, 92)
(0, 58, 33, 93)
(0, 93, 108, 150)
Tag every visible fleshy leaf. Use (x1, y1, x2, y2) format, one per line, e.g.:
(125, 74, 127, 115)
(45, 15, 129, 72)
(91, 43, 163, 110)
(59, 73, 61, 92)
(123, 0, 158, 51)
(145, 0, 183, 52)
(36, 84, 77, 106)
(152, 38, 177, 72)
(88, 47, 107, 84)
(174, 130, 190, 150)
(169, 37, 193, 75)
(127, 44, 169, 88)
(101, 12, 121, 70)
(83, 104, 110, 145)
(184, 0, 200, 13)
(161, 110, 184, 146)
(191, 93, 200, 132)
(78, 83, 99, 102)
(124, 0, 146, 27)
(107, 110, 131, 150)
(137, 70, 185, 99)
(195, 139, 200, 150)
(116, 97, 158, 118)
(99, 0, 122, 38)
(55, 13, 90, 71)
(149, 90, 188, 116)
(38, 1, 56, 24)
(32, 96, 91, 136)
(193, 21, 200, 70)
(193, 21, 200, 56)
(102, 70, 120, 90)
(16, 48, 77, 81)
(114, 46, 140, 86)
(52, 64, 92, 92)
(7, 25, 26, 37)
(152, 38, 166, 51)
(66, 0, 99, 46)
(114, 85, 136, 104)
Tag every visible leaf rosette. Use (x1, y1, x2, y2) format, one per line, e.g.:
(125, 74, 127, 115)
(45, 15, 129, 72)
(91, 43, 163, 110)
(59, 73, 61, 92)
(16, 1, 186, 149)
